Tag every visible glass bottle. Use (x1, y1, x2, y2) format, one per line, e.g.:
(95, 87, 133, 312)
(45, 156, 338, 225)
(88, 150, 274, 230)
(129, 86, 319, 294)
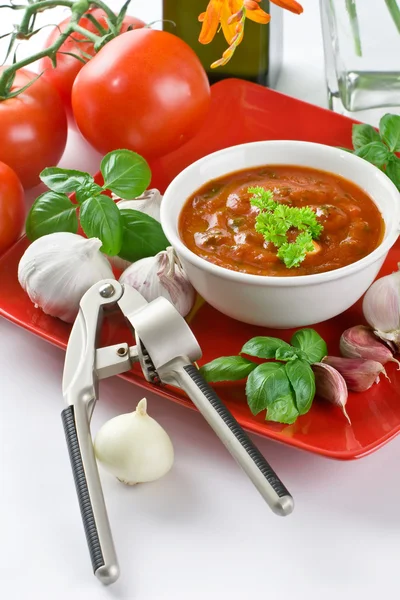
(162, 1, 283, 88)
(320, 0, 400, 123)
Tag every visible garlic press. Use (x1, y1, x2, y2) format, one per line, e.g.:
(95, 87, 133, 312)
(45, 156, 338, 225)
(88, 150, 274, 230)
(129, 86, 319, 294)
(61, 279, 294, 585)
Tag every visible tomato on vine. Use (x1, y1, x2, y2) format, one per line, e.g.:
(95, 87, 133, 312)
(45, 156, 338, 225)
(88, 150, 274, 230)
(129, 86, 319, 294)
(72, 29, 211, 159)
(39, 8, 145, 115)
(0, 161, 25, 255)
(0, 68, 67, 189)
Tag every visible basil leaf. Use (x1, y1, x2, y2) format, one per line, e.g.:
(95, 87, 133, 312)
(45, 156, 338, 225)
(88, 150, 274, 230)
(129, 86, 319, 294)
(246, 363, 288, 414)
(25, 191, 78, 241)
(266, 396, 299, 425)
(379, 113, 400, 152)
(79, 194, 122, 256)
(40, 167, 94, 193)
(246, 363, 299, 424)
(75, 182, 103, 204)
(386, 155, 400, 191)
(241, 336, 291, 359)
(355, 141, 390, 168)
(275, 346, 299, 362)
(199, 356, 257, 383)
(285, 359, 315, 415)
(352, 123, 380, 150)
(290, 329, 327, 364)
(118, 209, 169, 262)
(100, 149, 151, 199)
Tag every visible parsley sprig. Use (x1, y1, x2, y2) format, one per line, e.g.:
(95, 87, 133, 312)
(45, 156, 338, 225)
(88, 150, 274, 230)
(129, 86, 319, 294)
(248, 186, 323, 268)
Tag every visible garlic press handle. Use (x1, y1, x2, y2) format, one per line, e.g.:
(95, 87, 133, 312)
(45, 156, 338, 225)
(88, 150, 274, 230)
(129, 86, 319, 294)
(164, 362, 294, 516)
(61, 404, 119, 585)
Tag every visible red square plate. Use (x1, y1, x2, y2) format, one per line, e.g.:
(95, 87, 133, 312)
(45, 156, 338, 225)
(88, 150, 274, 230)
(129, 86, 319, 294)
(1, 79, 399, 461)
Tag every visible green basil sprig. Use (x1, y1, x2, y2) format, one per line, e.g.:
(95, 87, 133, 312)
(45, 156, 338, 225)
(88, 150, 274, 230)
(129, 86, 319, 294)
(199, 328, 326, 425)
(342, 113, 400, 191)
(25, 149, 168, 260)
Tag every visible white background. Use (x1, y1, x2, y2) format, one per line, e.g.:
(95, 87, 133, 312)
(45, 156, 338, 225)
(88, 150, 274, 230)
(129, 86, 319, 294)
(1, 2, 400, 599)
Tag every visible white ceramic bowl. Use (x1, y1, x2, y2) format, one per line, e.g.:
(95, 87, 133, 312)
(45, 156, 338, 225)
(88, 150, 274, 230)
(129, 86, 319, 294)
(160, 140, 400, 328)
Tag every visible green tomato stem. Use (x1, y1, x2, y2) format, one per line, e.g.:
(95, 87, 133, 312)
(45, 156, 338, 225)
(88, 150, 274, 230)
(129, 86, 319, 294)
(89, 0, 119, 23)
(72, 23, 103, 43)
(18, 1, 75, 34)
(0, 0, 129, 100)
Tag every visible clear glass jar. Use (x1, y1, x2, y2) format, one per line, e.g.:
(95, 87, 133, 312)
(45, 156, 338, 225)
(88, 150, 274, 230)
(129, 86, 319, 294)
(320, 0, 400, 121)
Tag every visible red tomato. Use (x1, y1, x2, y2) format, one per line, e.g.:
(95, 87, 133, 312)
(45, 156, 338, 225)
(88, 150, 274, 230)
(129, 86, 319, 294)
(39, 9, 145, 113)
(0, 161, 25, 255)
(71, 29, 211, 160)
(0, 68, 67, 189)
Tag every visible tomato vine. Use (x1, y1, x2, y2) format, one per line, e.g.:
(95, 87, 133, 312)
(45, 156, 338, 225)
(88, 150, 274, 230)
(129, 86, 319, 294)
(0, 0, 136, 99)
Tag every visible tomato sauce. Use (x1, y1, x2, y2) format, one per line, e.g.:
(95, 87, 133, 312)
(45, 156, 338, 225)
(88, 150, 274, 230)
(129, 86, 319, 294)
(178, 165, 385, 277)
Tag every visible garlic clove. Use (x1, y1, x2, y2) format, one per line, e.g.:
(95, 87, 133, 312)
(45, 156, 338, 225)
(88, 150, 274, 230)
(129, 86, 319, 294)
(114, 189, 162, 222)
(119, 246, 195, 317)
(362, 266, 400, 351)
(322, 356, 387, 393)
(312, 362, 351, 424)
(340, 325, 400, 368)
(18, 232, 115, 323)
(94, 398, 174, 485)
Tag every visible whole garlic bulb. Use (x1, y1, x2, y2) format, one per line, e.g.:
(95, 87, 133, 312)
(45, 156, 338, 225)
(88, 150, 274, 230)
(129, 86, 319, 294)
(110, 189, 162, 271)
(119, 246, 195, 317)
(94, 398, 174, 485)
(362, 266, 400, 350)
(18, 232, 115, 323)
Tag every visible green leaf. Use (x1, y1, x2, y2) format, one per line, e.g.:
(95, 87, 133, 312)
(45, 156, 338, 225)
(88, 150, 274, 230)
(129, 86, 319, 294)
(100, 149, 151, 199)
(40, 168, 95, 194)
(25, 191, 78, 241)
(79, 194, 122, 256)
(275, 346, 309, 362)
(379, 113, 400, 152)
(241, 336, 291, 359)
(75, 182, 103, 204)
(248, 186, 277, 211)
(245, 363, 296, 418)
(290, 329, 327, 364)
(386, 155, 400, 191)
(284, 359, 315, 415)
(265, 396, 299, 425)
(199, 356, 257, 383)
(118, 209, 169, 262)
(352, 123, 380, 150)
(275, 347, 298, 362)
(355, 141, 390, 168)
(276, 231, 315, 269)
(337, 146, 354, 153)
(249, 184, 324, 269)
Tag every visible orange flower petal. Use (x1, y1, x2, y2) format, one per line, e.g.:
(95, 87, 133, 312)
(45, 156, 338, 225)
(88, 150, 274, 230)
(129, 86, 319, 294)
(220, 1, 239, 43)
(198, 12, 206, 22)
(198, 0, 224, 44)
(246, 7, 271, 24)
(269, 0, 303, 15)
(244, 0, 260, 10)
(229, 0, 243, 12)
